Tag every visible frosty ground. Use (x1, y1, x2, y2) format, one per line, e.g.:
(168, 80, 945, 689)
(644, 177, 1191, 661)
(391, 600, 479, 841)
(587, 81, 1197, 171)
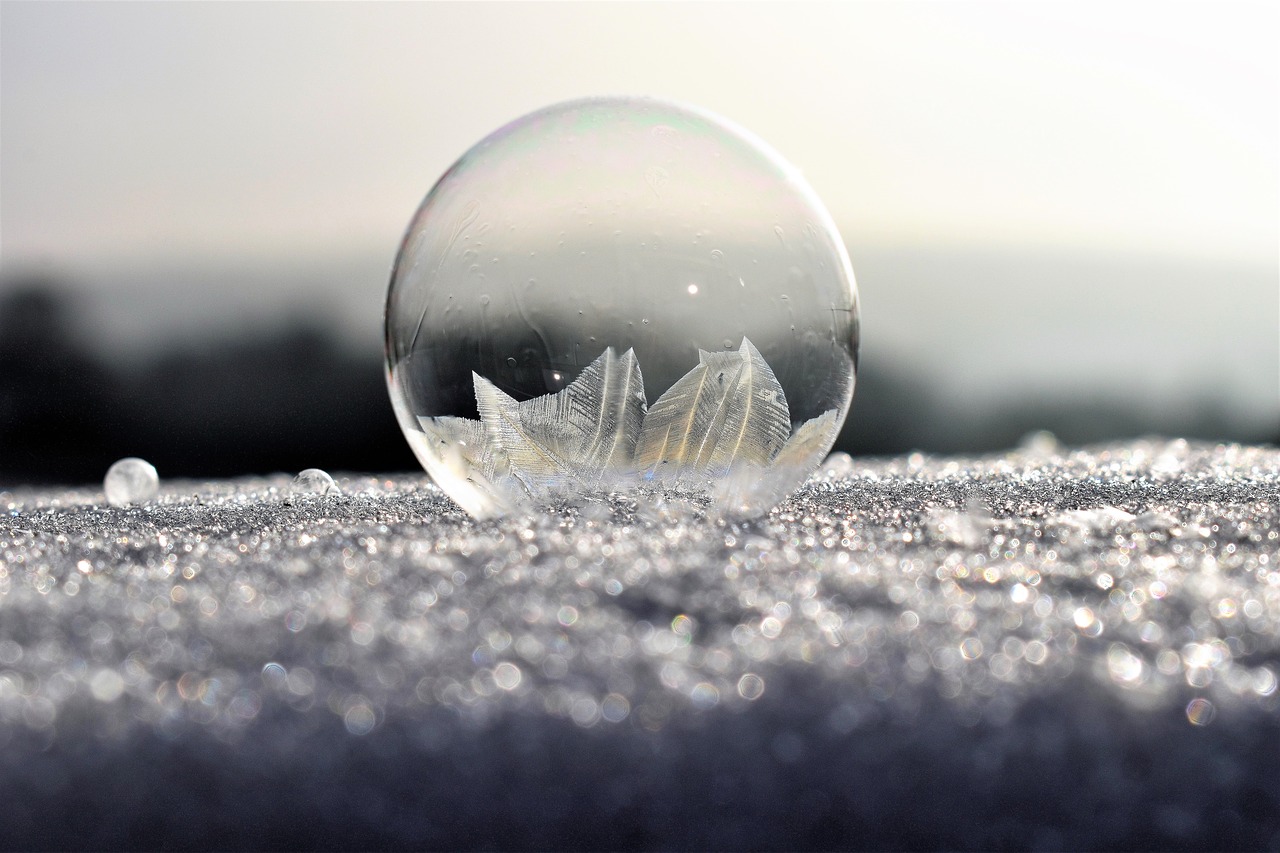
(1, 439, 1278, 849)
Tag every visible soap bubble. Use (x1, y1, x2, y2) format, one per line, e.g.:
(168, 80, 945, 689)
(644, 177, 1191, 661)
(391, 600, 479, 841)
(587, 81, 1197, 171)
(104, 457, 159, 506)
(386, 97, 859, 519)
(292, 468, 339, 496)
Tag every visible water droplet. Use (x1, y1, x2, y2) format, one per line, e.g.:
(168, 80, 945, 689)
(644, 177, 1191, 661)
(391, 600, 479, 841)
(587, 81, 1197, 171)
(104, 457, 159, 506)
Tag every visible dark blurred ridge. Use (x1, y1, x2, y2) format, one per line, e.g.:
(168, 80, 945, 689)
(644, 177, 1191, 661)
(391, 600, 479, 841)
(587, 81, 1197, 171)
(1, 278, 1274, 486)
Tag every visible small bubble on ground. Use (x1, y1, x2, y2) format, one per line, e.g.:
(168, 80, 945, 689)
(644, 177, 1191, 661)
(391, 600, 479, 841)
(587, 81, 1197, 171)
(104, 457, 159, 506)
(292, 469, 339, 495)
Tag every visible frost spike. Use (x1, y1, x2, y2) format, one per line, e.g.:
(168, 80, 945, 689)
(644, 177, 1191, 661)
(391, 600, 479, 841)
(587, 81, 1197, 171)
(704, 338, 791, 475)
(474, 348, 647, 490)
(633, 348, 743, 479)
(577, 348, 646, 480)
(415, 415, 518, 519)
(711, 408, 840, 518)
(769, 408, 841, 480)
(474, 373, 578, 492)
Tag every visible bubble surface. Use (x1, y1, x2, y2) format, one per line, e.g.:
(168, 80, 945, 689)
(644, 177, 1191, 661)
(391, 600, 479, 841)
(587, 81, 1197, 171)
(385, 97, 858, 519)
(104, 457, 159, 506)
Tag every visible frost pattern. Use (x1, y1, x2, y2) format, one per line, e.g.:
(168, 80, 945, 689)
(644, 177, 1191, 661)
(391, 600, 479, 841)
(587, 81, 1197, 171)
(417, 338, 840, 518)
(475, 347, 644, 488)
(633, 340, 791, 482)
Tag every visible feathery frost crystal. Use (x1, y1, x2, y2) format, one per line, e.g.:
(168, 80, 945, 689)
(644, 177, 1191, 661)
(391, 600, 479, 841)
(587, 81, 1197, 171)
(386, 97, 859, 517)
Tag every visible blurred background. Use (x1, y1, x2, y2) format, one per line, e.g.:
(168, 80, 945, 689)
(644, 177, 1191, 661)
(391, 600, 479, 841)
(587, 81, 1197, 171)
(1, 1, 1276, 486)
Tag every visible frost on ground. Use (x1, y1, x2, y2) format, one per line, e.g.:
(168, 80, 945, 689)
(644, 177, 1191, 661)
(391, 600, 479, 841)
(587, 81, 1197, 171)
(1, 438, 1278, 850)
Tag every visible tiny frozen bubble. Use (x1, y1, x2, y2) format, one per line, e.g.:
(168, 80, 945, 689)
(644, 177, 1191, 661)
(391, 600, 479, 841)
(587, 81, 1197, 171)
(292, 468, 339, 496)
(385, 97, 859, 520)
(104, 457, 159, 507)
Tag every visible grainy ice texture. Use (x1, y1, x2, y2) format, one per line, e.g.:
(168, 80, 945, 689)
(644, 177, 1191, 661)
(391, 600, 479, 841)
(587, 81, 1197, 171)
(2, 439, 1278, 850)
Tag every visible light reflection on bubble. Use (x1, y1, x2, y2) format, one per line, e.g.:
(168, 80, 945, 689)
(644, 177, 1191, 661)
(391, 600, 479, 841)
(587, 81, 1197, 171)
(690, 682, 720, 710)
(89, 669, 124, 703)
(1106, 644, 1145, 685)
(570, 696, 601, 728)
(493, 662, 522, 691)
(1185, 697, 1215, 726)
(601, 693, 630, 723)
(1254, 668, 1277, 696)
(261, 662, 287, 686)
(737, 673, 765, 700)
(1186, 667, 1212, 689)
(344, 700, 376, 735)
(1024, 641, 1048, 665)
(229, 690, 262, 721)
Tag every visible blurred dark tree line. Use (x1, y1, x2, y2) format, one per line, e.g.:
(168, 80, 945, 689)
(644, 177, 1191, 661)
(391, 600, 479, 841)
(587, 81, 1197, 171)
(0, 279, 404, 485)
(1, 277, 1274, 486)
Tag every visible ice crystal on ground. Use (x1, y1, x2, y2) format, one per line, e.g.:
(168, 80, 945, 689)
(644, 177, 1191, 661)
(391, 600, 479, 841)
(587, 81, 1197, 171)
(2, 439, 1278, 849)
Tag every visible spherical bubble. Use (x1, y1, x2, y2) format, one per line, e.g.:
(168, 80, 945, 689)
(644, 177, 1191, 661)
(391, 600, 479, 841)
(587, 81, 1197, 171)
(386, 97, 859, 519)
(292, 468, 339, 495)
(104, 457, 159, 506)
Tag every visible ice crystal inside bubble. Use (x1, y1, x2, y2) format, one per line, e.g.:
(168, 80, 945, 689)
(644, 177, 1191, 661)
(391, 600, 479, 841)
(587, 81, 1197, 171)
(103, 457, 159, 506)
(385, 97, 859, 518)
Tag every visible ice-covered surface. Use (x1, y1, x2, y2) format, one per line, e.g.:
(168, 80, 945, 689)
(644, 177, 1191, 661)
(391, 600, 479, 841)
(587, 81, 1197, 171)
(1, 438, 1278, 849)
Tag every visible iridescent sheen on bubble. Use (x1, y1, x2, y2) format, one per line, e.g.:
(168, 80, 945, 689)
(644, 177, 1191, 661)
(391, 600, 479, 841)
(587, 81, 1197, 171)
(385, 97, 859, 518)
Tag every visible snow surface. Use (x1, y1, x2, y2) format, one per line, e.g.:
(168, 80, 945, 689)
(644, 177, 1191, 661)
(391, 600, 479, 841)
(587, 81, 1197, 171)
(1, 438, 1278, 849)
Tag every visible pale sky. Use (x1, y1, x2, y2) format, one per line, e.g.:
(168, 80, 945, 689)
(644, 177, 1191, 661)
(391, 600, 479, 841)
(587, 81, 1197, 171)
(1, 1, 1277, 429)
(2, 1, 1275, 266)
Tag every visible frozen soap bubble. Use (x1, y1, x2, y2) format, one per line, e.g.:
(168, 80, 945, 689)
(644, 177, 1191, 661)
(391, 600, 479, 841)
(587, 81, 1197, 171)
(292, 468, 339, 495)
(385, 97, 859, 519)
(104, 457, 159, 506)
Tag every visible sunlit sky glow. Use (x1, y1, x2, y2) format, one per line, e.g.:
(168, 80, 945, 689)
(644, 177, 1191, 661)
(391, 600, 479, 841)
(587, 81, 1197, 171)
(2, 1, 1275, 266)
